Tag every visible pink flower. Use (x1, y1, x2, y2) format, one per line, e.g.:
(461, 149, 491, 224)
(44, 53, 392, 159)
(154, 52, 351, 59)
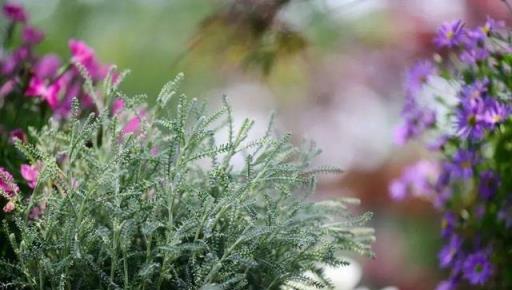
(0, 79, 16, 99)
(122, 114, 143, 135)
(0, 167, 19, 198)
(112, 98, 125, 115)
(68, 39, 106, 80)
(1, 47, 29, 75)
(150, 146, 159, 156)
(22, 26, 44, 45)
(25, 77, 61, 109)
(29, 203, 46, 220)
(3, 201, 15, 213)
(26, 77, 48, 97)
(9, 128, 27, 144)
(2, 2, 27, 23)
(20, 163, 40, 189)
(34, 54, 61, 79)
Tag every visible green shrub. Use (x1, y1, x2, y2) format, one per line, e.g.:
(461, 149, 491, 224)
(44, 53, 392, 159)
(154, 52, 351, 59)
(1, 72, 373, 289)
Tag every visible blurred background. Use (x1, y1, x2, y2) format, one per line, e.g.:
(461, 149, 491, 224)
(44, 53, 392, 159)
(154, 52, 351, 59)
(18, 0, 510, 289)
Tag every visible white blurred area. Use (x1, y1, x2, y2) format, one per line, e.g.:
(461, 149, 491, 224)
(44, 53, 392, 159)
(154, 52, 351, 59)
(283, 258, 398, 290)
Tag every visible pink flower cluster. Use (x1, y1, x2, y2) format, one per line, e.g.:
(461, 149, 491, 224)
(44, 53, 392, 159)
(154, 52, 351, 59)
(1, 2, 111, 119)
(0, 163, 40, 213)
(0, 167, 19, 213)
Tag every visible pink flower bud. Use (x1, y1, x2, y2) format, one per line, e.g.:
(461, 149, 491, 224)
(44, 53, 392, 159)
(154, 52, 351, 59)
(3, 201, 15, 213)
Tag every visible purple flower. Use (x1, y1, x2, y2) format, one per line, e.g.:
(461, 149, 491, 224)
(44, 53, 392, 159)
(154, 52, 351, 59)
(469, 17, 505, 41)
(405, 60, 436, 97)
(451, 149, 479, 180)
(455, 98, 486, 140)
(483, 98, 509, 128)
(463, 250, 493, 285)
(389, 179, 407, 201)
(22, 26, 44, 45)
(389, 160, 439, 200)
(439, 234, 463, 268)
(498, 201, 512, 228)
(434, 20, 465, 48)
(460, 80, 488, 104)
(441, 212, 457, 238)
(427, 135, 449, 151)
(2, 2, 27, 23)
(460, 48, 489, 65)
(436, 279, 457, 290)
(479, 170, 499, 200)
(433, 188, 452, 209)
(394, 108, 436, 145)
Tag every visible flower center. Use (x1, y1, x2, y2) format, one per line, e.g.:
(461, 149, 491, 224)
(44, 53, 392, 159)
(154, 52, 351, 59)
(461, 160, 471, 169)
(468, 115, 477, 126)
(475, 263, 483, 273)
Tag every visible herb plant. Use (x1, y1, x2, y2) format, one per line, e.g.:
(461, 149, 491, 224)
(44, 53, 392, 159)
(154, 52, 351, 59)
(1, 70, 373, 289)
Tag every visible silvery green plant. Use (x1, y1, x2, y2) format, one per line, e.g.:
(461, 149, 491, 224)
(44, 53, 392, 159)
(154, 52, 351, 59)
(0, 71, 373, 289)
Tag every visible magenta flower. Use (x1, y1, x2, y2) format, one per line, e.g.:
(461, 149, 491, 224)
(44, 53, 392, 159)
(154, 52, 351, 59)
(463, 250, 493, 285)
(22, 26, 44, 45)
(3, 201, 15, 213)
(34, 54, 61, 79)
(69, 39, 106, 80)
(20, 163, 40, 189)
(0, 167, 19, 198)
(122, 115, 143, 135)
(112, 98, 125, 115)
(25, 77, 62, 109)
(434, 20, 465, 48)
(25, 77, 49, 98)
(2, 2, 27, 23)
(9, 128, 27, 144)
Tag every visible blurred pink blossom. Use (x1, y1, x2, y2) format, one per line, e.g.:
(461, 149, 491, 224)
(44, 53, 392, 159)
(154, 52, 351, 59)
(22, 26, 44, 45)
(2, 2, 27, 23)
(9, 128, 27, 144)
(3, 201, 15, 213)
(20, 163, 40, 189)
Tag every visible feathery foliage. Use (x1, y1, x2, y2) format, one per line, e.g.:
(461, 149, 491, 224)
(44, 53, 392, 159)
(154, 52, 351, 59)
(1, 72, 373, 289)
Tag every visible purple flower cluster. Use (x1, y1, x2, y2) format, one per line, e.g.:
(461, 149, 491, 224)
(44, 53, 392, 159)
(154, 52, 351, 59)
(391, 17, 512, 289)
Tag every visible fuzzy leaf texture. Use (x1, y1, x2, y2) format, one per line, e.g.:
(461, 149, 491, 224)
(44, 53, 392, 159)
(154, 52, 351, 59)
(0, 73, 374, 290)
